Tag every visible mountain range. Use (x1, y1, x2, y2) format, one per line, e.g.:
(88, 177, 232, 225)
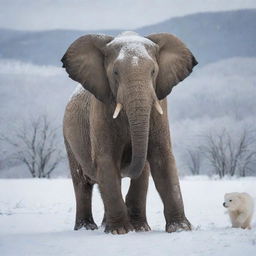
(0, 9, 255, 67)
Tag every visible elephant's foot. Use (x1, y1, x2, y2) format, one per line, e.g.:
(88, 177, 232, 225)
(74, 218, 98, 231)
(166, 218, 192, 233)
(105, 222, 134, 235)
(132, 221, 151, 232)
(129, 215, 151, 232)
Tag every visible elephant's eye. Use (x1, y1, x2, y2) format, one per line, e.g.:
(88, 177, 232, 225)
(151, 69, 155, 76)
(114, 70, 119, 76)
(229, 200, 232, 202)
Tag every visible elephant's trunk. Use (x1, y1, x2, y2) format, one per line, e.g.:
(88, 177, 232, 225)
(121, 84, 153, 179)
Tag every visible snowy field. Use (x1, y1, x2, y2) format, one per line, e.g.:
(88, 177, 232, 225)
(0, 177, 255, 256)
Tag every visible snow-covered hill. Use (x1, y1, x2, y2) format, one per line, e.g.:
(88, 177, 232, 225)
(1, 9, 256, 66)
(0, 177, 255, 255)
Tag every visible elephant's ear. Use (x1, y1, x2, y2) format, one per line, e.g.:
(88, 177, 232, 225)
(61, 34, 114, 103)
(147, 33, 198, 100)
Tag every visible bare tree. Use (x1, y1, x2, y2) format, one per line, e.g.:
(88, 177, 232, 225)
(0, 115, 64, 178)
(200, 128, 256, 178)
(185, 148, 201, 175)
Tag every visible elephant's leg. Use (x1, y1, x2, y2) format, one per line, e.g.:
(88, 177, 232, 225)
(97, 158, 133, 234)
(72, 177, 98, 230)
(125, 162, 151, 231)
(66, 147, 97, 231)
(148, 147, 191, 233)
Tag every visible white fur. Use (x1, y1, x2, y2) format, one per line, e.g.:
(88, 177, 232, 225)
(223, 192, 254, 229)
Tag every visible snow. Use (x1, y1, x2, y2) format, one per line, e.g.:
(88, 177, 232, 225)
(132, 56, 139, 66)
(109, 31, 155, 46)
(0, 177, 256, 256)
(109, 31, 154, 63)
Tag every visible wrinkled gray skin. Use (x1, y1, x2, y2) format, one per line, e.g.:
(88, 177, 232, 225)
(62, 31, 197, 234)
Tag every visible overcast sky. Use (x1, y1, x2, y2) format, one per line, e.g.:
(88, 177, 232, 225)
(1, 0, 256, 31)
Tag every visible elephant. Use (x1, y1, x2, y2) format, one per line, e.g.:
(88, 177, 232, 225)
(61, 31, 197, 234)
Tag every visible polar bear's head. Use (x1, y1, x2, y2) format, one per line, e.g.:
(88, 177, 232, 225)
(223, 193, 242, 211)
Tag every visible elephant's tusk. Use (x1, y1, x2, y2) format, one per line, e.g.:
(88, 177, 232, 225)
(113, 103, 123, 119)
(154, 101, 163, 115)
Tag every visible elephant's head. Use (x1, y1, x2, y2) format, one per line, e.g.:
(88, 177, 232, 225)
(61, 31, 197, 179)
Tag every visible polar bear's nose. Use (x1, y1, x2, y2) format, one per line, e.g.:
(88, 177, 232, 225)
(223, 202, 226, 207)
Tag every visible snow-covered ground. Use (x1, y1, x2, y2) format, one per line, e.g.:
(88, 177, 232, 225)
(0, 177, 255, 256)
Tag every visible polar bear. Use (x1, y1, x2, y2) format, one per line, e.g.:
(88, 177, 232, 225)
(223, 192, 254, 229)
